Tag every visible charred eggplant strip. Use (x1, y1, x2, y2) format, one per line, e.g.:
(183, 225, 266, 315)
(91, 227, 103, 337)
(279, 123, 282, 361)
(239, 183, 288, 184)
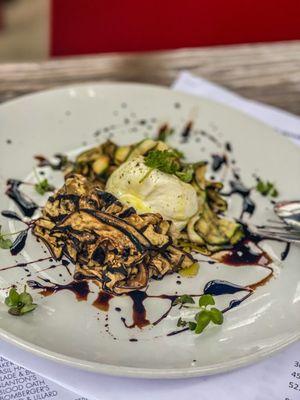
(69, 209, 152, 252)
(117, 207, 136, 219)
(96, 191, 119, 207)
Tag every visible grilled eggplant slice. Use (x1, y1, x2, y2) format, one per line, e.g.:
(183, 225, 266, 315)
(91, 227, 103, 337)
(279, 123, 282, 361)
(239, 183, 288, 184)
(33, 174, 196, 294)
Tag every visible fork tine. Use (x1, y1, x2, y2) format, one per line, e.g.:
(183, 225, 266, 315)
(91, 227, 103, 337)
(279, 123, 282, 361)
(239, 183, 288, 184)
(266, 219, 284, 224)
(259, 225, 297, 233)
(254, 230, 300, 244)
(260, 232, 299, 240)
(252, 225, 300, 244)
(257, 228, 300, 237)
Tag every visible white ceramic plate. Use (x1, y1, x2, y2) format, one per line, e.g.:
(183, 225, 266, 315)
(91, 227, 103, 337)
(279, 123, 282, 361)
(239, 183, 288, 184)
(0, 83, 300, 378)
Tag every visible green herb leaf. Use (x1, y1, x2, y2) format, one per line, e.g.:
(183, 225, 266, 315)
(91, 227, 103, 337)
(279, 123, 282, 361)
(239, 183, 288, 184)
(198, 294, 215, 308)
(174, 293, 224, 335)
(143, 149, 192, 183)
(139, 168, 154, 184)
(175, 164, 194, 183)
(270, 188, 278, 197)
(0, 236, 13, 249)
(172, 149, 185, 159)
(209, 308, 224, 325)
(4, 286, 37, 316)
(35, 179, 55, 195)
(5, 288, 20, 307)
(0, 226, 13, 249)
(174, 294, 195, 306)
(188, 322, 197, 331)
(0, 226, 28, 250)
(144, 150, 182, 175)
(19, 303, 37, 314)
(256, 179, 278, 197)
(195, 310, 211, 334)
(19, 291, 33, 306)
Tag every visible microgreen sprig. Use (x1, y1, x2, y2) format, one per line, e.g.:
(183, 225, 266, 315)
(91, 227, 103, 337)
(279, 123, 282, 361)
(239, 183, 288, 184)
(175, 164, 194, 183)
(143, 149, 194, 184)
(175, 294, 224, 335)
(0, 225, 25, 250)
(33, 169, 54, 195)
(255, 178, 278, 198)
(5, 286, 37, 316)
(173, 294, 195, 306)
(0, 226, 13, 249)
(144, 150, 182, 175)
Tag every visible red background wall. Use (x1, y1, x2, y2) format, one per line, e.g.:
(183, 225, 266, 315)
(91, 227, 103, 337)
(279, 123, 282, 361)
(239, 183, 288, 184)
(51, 0, 300, 56)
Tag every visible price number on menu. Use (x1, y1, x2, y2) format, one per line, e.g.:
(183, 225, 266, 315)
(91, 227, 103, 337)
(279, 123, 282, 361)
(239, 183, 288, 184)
(284, 361, 300, 398)
(288, 382, 300, 391)
(291, 371, 300, 379)
(287, 361, 300, 392)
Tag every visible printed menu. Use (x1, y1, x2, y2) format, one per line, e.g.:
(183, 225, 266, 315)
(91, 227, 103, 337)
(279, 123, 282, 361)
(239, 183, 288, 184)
(0, 357, 87, 400)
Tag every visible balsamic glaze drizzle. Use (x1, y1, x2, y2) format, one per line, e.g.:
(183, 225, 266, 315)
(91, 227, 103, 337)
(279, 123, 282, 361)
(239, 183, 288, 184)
(93, 291, 113, 311)
(281, 243, 291, 261)
(1, 210, 25, 223)
(34, 154, 66, 170)
(6, 180, 38, 217)
(211, 154, 227, 172)
(225, 142, 232, 152)
(27, 278, 90, 301)
(121, 291, 150, 329)
(219, 239, 271, 267)
(223, 178, 256, 219)
(181, 121, 193, 142)
(203, 279, 250, 296)
(0, 256, 51, 272)
(10, 230, 29, 256)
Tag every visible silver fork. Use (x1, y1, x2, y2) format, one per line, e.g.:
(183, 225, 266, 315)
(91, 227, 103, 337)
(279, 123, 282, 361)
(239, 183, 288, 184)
(251, 200, 300, 244)
(251, 223, 300, 244)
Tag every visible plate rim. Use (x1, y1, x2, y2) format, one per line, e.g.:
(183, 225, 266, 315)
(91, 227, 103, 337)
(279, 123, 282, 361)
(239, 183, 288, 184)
(0, 81, 300, 378)
(0, 325, 299, 378)
(1, 80, 299, 158)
